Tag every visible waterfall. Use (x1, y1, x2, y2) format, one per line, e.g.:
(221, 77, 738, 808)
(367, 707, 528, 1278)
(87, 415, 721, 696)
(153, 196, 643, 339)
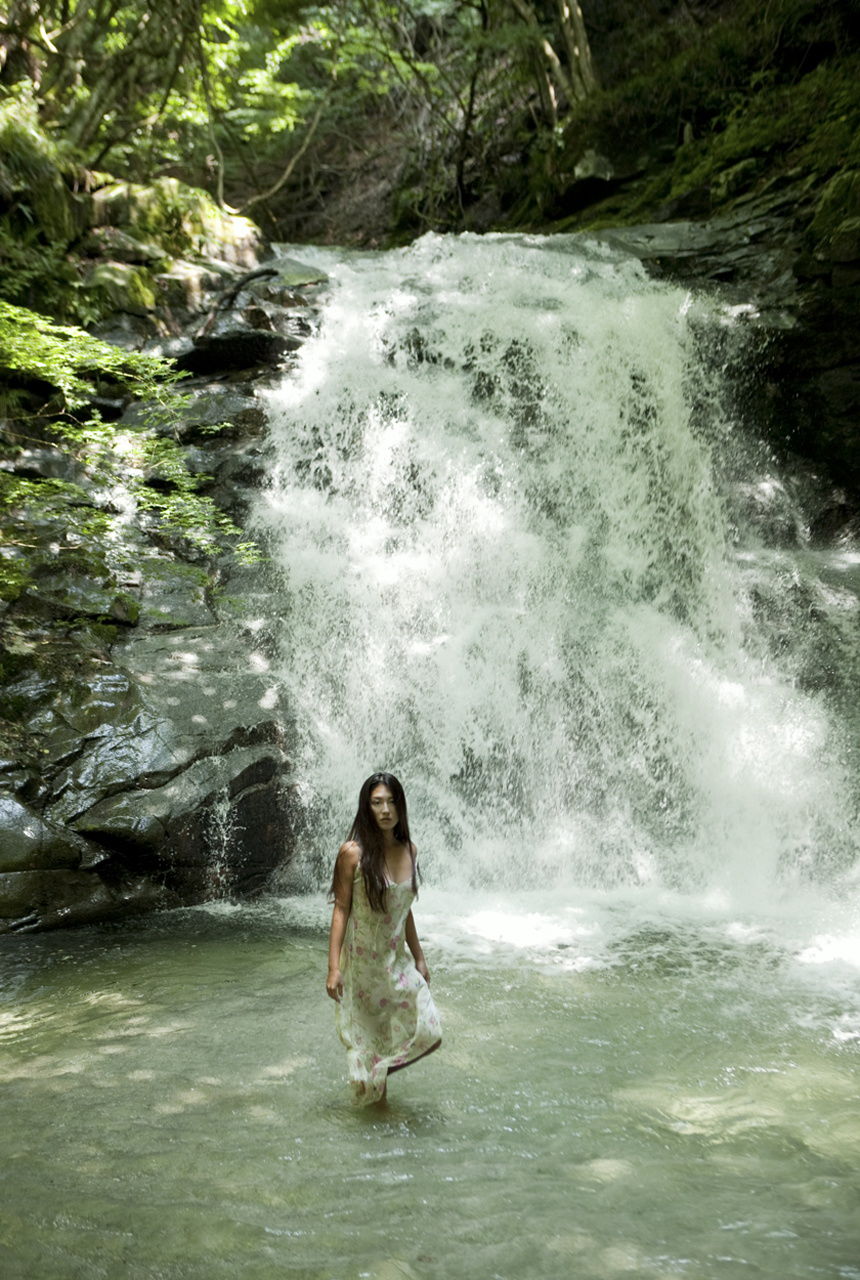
(254, 233, 858, 904)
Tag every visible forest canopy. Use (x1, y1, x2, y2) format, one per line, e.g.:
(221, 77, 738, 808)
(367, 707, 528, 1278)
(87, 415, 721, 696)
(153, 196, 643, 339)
(1, 0, 858, 241)
(0, 0, 613, 238)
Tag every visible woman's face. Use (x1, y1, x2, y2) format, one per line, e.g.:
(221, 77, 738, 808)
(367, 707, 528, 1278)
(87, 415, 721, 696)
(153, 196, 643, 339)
(369, 784, 398, 831)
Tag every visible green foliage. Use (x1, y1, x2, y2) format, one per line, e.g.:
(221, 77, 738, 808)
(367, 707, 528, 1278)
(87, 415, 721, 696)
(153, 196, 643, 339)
(0, 85, 66, 195)
(0, 300, 260, 625)
(535, 0, 860, 233)
(0, 299, 175, 407)
(0, 90, 89, 317)
(2, 0, 858, 251)
(663, 58, 860, 202)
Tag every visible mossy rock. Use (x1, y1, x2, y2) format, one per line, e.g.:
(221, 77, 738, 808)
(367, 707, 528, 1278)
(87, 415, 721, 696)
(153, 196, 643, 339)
(809, 169, 860, 247)
(84, 260, 157, 315)
(0, 97, 84, 245)
(153, 259, 233, 315)
(710, 158, 761, 205)
(826, 215, 860, 263)
(82, 226, 169, 266)
(29, 169, 82, 243)
(22, 573, 141, 624)
(89, 177, 261, 266)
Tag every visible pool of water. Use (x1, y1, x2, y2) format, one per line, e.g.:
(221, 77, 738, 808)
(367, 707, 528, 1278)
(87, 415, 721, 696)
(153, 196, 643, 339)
(1, 890, 859, 1280)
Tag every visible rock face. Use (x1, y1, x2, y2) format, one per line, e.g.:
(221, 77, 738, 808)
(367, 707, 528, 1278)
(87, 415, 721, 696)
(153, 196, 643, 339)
(0, 492, 297, 934)
(588, 172, 860, 501)
(0, 254, 327, 934)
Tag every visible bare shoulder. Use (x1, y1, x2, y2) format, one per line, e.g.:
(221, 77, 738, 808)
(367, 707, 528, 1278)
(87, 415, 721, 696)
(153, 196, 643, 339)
(408, 841, 418, 859)
(338, 840, 361, 870)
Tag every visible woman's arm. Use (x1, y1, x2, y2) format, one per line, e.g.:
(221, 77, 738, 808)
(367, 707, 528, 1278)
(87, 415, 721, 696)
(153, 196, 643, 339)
(326, 842, 358, 1001)
(405, 909, 431, 983)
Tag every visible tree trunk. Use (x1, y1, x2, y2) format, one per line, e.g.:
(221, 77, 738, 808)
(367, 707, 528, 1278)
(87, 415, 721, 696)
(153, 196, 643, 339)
(554, 0, 598, 98)
(507, 0, 597, 115)
(0, 0, 42, 86)
(506, 0, 560, 128)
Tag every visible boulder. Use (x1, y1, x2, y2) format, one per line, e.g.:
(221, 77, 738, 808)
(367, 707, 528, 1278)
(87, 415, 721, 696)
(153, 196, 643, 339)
(177, 328, 302, 374)
(71, 745, 293, 900)
(0, 867, 167, 933)
(0, 795, 86, 872)
(85, 261, 158, 316)
(82, 226, 168, 265)
(88, 177, 261, 266)
(0, 609, 296, 932)
(153, 259, 239, 319)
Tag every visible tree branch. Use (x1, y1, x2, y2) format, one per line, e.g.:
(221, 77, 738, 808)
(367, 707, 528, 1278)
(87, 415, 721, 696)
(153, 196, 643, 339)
(238, 101, 326, 214)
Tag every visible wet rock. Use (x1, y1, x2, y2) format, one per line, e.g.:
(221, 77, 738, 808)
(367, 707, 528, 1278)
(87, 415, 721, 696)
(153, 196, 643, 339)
(38, 618, 286, 832)
(177, 328, 302, 375)
(87, 312, 156, 350)
(0, 162, 304, 934)
(133, 557, 216, 629)
(591, 193, 803, 308)
(0, 795, 86, 872)
(0, 606, 294, 931)
(164, 384, 267, 443)
(261, 255, 328, 291)
(1, 447, 87, 485)
(153, 259, 238, 319)
(69, 746, 293, 902)
(0, 868, 167, 933)
(22, 575, 140, 625)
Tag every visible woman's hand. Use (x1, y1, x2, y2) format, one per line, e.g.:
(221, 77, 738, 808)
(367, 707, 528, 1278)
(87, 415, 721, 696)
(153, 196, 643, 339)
(326, 968, 344, 1001)
(416, 957, 431, 984)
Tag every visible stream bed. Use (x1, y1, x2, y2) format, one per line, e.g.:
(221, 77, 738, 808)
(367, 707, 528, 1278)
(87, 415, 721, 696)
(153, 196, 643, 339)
(2, 888, 858, 1280)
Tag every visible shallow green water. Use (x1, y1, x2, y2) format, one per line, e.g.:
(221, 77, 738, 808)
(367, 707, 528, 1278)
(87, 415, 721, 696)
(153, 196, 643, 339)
(1, 892, 858, 1280)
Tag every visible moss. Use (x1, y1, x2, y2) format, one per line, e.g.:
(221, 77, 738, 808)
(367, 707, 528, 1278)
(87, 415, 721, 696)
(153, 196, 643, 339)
(85, 261, 157, 315)
(0, 300, 260, 648)
(663, 59, 860, 204)
(809, 170, 860, 245)
(508, 0, 860, 236)
(1, 91, 261, 323)
(89, 176, 260, 264)
(0, 91, 95, 320)
(0, 556, 33, 604)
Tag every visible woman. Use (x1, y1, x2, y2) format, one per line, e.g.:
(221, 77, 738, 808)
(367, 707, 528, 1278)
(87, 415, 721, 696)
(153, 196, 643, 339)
(326, 772, 442, 1104)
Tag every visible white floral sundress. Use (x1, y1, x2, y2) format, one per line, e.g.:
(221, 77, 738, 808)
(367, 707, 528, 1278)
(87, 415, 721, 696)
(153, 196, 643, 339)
(336, 865, 442, 1105)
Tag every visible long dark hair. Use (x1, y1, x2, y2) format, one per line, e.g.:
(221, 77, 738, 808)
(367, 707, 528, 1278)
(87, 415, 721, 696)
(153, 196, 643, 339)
(334, 772, 418, 913)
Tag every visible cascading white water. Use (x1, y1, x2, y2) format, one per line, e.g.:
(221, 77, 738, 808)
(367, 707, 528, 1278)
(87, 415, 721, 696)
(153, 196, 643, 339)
(254, 233, 858, 906)
(4, 237, 859, 1274)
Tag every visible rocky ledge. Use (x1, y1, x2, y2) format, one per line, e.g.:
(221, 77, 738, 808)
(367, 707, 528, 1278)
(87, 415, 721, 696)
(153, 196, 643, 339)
(0, 249, 327, 933)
